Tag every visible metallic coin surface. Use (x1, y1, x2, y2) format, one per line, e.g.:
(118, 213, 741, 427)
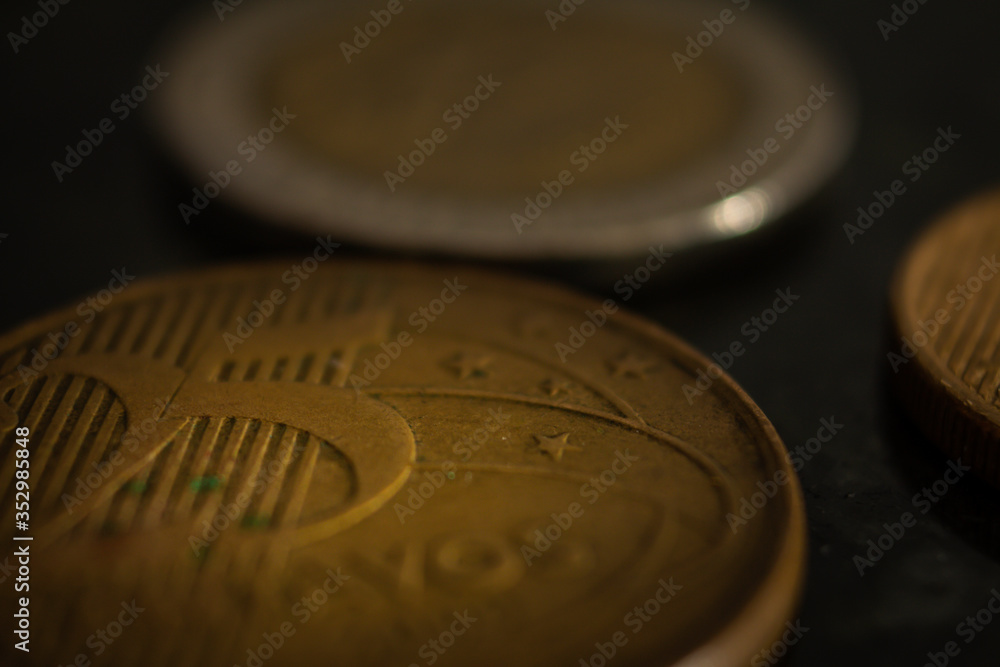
(1, 261, 804, 666)
(154, 0, 854, 259)
(889, 190, 1000, 487)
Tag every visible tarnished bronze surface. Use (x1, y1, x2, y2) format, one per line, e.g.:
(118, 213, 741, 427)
(889, 190, 1000, 487)
(1, 261, 804, 665)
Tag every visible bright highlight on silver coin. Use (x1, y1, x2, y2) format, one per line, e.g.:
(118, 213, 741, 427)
(155, 0, 855, 259)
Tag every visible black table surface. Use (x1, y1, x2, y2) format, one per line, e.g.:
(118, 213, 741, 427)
(3, 0, 1000, 665)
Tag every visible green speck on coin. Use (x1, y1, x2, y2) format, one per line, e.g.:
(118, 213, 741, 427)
(242, 515, 270, 528)
(190, 476, 222, 492)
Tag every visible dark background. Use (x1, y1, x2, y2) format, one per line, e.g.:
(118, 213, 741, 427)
(3, 0, 1000, 665)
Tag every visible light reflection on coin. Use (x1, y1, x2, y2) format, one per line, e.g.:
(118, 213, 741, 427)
(0, 261, 804, 665)
(155, 0, 854, 259)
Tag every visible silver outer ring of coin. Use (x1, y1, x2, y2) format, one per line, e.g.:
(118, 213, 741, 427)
(152, 0, 856, 260)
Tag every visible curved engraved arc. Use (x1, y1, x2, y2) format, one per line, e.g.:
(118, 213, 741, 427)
(378, 333, 744, 523)
(433, 332, 647, 423)
(9, 354, 415, 548)
(363, 386, 740, 524)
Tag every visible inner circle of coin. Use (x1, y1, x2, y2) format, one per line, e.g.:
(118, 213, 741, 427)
(154, 0, 854, 259)
(0, 261, 804, 666)
(889, 190, 1000, 487)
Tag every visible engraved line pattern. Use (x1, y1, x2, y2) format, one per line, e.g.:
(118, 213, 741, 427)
(911, 216, 1000, 406)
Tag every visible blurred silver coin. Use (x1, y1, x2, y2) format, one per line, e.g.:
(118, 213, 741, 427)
(154, 0, 854, 260)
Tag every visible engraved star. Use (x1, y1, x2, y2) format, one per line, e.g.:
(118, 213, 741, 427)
(609, 353, 656, 379)
(445, 353, 494, 380)
(540, 378, 572, 398)
(533, 432, 581, 461)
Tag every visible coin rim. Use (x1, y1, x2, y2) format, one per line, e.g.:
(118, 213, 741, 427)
(151, 0, 856, 260)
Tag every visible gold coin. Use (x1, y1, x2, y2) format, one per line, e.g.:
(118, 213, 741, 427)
(155, 0, 854, 258)
(1, 261, 804, 665)
(889, 190, 1000, 487)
